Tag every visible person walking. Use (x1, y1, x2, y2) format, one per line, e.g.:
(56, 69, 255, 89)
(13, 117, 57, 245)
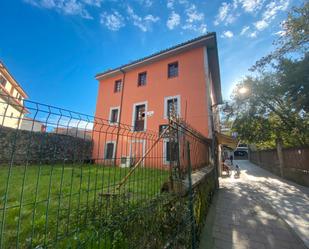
(229, 154, 234, 165)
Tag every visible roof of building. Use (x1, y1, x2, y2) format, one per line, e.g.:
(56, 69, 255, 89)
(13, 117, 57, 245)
(0, 61, 28, 98)
(95, 32, 222, 104)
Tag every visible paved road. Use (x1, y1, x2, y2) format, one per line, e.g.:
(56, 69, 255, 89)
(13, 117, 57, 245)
(199, 160, 309, 249)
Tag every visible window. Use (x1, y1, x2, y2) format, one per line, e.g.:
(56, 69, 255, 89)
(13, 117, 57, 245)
(133, 104, 146, 131)
(114, 80, 122, 93)
(121, 157, 127, 164)
(168, 62, 178, 78)
(138, 72, 147, 86)
(167, 98, 178, 118)
(109, 107, 119, 124)
(105, 142, 115, 159)
(0, 75, 6, 87)
(159, 125, 169, 137)
(164, 95, 180, 118)
(164, 140, 179, 163)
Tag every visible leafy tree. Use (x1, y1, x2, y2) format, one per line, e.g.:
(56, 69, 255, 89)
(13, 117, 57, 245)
(226, 60, 309, 149)
(276, 53, 309, 112)
(226, 1, 309, 149)
(251, 1, 309, 71)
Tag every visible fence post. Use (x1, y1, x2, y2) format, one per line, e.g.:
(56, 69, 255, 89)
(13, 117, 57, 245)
(187, 142, 196, 249)
(276, 138, 284, 177)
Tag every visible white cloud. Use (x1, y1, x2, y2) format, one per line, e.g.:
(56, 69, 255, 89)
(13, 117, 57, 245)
(215, 2, 229, 25)
(254, 0, 289, 32)
(254, 19, 268, 30)
(221, 30, 234, 38)
(180, 3, 207, 33)
(62, 0, 92, 18)
(238, 0, 263, 12)
(214, 2, 237, 26)
(240, 26, 250, 35)
(197, 23, 207, 33)
(178, 0, 189, 5)
(82, 0, 102, 7)
(263, 0, 289, 20)
(167, 0, 174, 9)
(144, 15, 160, 22)
(183, 23, 207, 33)
(100, 11, 125, 31)
(127, 5, 159, 32)
(214, 0, 286, 28)
(136, 0, 153, 8)
(274, 20, 287, 36)
(24, 0, 40, 6)
(167, 11, 180, 30)
(185, 4, 204, 23)
(127, 5, 147, 32)
(274, 30, 286, 36)
(24, 0, 93, 19)
(41, 0, 56, 8)
(249, 31, 257, 38)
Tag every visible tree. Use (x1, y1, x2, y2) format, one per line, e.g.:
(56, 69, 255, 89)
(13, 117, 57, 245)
(251, 1, 309, 71)
(276, 53, 309, 112)
(226, 58, 309, 149)
(227, 1, 309, 149)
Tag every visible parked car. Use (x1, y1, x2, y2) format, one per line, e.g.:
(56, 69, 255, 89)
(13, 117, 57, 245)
(234, 143, 248, 159)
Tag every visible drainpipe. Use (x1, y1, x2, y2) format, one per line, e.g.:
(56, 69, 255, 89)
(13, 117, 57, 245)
(114, 68, 126, 166)
(210, 103, 219, 189)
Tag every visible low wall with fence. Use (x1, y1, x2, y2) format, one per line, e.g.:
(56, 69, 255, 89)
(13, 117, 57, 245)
(250, 147, 309, 187)
(0, 95, 216, 249)
(0, 126, 93, 165)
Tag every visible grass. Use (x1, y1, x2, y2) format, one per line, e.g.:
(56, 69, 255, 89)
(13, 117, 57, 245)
(0, 164, 169, 248)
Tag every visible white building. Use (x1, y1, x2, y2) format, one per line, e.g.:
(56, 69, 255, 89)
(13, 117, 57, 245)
(20, 117, 46, 132)
(0, 61, 28, 129)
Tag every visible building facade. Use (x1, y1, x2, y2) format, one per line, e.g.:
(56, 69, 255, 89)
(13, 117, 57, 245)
(0, 61, 28, 129)
(93, 33, 222, 165)
(20, 117, 46, 133)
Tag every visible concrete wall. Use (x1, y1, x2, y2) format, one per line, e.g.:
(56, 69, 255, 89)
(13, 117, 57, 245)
(0, 126, 93, 165)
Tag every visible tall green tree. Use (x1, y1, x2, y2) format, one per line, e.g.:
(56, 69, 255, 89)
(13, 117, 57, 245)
(276, 53, 309, 112)
(227, 58, 309, 148)
(227, 1, 309, 149)
(251, 1, 309, 71)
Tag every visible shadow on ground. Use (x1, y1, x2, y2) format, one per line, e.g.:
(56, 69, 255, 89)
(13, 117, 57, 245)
(199, 161, 308, 249)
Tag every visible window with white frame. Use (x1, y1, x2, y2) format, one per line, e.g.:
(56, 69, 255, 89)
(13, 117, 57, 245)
(138, 72, 147, 86)
(114, 79, 122, 93)
(132, 102, 147, 132)
(109, 107, 120, 124)
(163, 139, 179, 164)
(104, 142, 115, 159)
(168, 62, 178, 78)
(164, 95, 180, 118)
(0, 75, 7, 87)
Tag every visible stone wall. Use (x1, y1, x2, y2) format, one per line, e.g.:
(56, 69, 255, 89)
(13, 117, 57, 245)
(0, 126, 93, 165)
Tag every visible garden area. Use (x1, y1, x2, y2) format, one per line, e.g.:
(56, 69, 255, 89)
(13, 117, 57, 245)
(0, 164, 170, 248)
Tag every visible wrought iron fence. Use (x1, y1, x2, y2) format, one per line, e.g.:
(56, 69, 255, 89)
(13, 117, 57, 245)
(0, 94, 216, 249)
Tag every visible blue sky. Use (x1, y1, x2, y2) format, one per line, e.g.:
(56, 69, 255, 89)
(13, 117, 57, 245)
(0, 0, 302, 115)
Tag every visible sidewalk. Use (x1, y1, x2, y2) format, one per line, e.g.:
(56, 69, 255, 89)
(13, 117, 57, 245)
(199, 160, 309, 249)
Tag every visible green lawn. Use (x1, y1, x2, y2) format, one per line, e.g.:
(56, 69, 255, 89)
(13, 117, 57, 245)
(0, 164, 169, 248)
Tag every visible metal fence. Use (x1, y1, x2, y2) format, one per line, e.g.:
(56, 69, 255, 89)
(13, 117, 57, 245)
(0, 94, 216, 249)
